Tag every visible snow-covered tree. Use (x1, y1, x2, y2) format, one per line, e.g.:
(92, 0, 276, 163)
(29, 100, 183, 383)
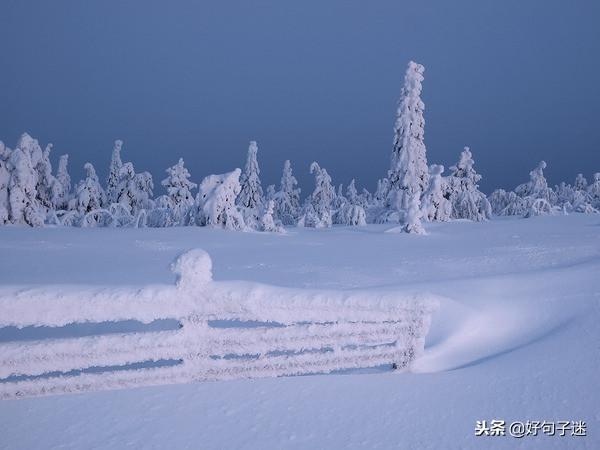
(195, 169, 245, 230)
(8, 141, 43, 226)
(259, 200, 284, 233)
(130, 171, 155, 215)
(402, 192, 425, 234)
(331, 178, 367, 226)
(444, 147, 491, 221)
(52, 154, 71, 210)
(515, 161, 551, 201)
(35, 143, 56, 211)
(113, 162, 154, 216)
(237, 141, 263, 226)
(332, 184, 346, 211)
(0, 141, 11, 224)
(574, 173, 588, 191)
(421, 164, 451, 222)
(115, 162, 136, 213)
(73, 163, 106, 214)
(588, 173, 600, 209)
(273, 159, 301, 225)
(106, 139, 123, 204)
(345, 179, 359, 206)
(161, 158, 196, 224)
(300, 162, 335, 228)
(359, 188, 372, 208)
(265, 184, 276, 203)
(492, 161, 557, 217)
(374, 178, 390, 206)
(387, 61, 429, 214)
(334, 204, 367, 226)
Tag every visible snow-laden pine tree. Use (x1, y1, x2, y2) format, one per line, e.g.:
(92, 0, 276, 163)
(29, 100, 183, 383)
(444, 147, 491, 221)
(359, 188, 372, 208)
(195, 169, 245, 230)
(265, 184, 276, 203)
(421, 164, 451, 222)
(334, 203, 367, 226)
(273, 159, 301, 225)
(0, 141, 11, 224)
(299, 162, 335, 228)
(113, 163, 154, 216)
(115, 162, 136, 213)
(130, 171, 154, 215)
(259, 200, 284, 233)
(387, 61, 429, 216)
(402, 192, 425, 234)
(237, 141, 263, 227)
(35, 143, 57, 211)
(494, 161, 555, 217)
(374, 178, 390, 206)
(345, 179, 359, 206)
(332, 184, 346, 211)
(8, 135, 44, 226)
(588, 173, 600, 209)
(332, 178, 367, 226)
(161, 158, 197, 224)
(74, 163, 106, 214)
(106, 139, 123, 204)
(515, 161, 551, 201)
(574, 174, 588, 191)
(52, 154, 71, 210)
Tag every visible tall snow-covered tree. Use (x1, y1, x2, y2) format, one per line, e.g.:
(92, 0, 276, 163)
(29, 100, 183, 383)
(106, 139, 123, 204)
(0, 141, 11, 224)
(444, 147, 491, 221)
(74, 163, 106, 214)
(387, 61, 429, 214)
(35, 143, 56, 211)
(195, 169, 245, 230)
(273, 159, 301, 225)
(237, 141, 264, 221)
(115, 162, 136, 213)
(421, 164, 451, 222)
(161, 158, 197, 224)
(300, 162, 335, 228)
(52, 154, 71, 210)
(8, 138, 43, 226)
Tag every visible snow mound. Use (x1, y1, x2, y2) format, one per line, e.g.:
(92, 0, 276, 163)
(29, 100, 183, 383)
(171, 248, 213, 289)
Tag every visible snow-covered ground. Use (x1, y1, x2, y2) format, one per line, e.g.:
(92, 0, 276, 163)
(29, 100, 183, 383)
(1, 215, 599, 449)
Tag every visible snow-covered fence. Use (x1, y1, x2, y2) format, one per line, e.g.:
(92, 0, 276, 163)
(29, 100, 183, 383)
(0, 250, 438, 399)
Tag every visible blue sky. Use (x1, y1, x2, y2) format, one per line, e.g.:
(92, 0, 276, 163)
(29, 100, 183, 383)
(1, 0, 599, 193)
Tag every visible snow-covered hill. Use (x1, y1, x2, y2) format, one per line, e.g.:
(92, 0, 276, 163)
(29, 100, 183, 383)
(1, 215, 599, 449)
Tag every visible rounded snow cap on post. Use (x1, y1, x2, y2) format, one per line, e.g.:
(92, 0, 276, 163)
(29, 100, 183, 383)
(171, 249, 213, 289)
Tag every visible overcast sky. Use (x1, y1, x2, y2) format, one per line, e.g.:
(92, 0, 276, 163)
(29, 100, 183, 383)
(1, 0, 599, 193)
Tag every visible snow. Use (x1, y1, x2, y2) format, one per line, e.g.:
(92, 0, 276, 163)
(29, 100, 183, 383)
(0, 215, 599, 449)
